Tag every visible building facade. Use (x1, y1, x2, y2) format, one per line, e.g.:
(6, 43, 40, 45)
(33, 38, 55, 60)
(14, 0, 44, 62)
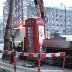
(45, 7, 72, 35)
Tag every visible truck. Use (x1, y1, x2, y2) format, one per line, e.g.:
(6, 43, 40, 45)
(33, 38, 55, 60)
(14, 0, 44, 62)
(43, 32, 72, 67)
(34, 0, 72, 68)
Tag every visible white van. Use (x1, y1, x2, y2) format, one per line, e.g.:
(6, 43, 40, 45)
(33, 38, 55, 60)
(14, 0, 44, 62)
(0, 39, 4, 58)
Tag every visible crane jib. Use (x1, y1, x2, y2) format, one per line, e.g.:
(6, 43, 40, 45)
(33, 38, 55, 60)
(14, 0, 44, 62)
(34, 0, 45, 18)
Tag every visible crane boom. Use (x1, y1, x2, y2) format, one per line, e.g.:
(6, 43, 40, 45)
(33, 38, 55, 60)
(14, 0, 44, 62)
(34, 0, 45, 18)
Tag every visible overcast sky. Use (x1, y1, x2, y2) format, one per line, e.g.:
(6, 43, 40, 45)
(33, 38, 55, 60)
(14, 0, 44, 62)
(0, 0, 3, 16)
(0, 0, 72, 16)
(44, 0, 72, 7)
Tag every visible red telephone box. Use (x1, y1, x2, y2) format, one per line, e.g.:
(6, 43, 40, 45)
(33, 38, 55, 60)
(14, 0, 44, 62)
(25, 17, 46, 53)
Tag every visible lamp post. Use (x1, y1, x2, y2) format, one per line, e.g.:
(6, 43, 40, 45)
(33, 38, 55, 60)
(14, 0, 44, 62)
(64, 6, 66, 35)
(61, 3, 66, 35)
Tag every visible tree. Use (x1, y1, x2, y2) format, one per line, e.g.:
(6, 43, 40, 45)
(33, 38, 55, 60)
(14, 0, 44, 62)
(4, 0, 15, 50)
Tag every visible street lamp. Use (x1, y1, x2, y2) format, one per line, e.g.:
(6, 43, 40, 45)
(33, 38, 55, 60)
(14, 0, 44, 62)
(64, 6, 66, 35)
(60, 3, 66, 35)
(16, 24, 25, 29)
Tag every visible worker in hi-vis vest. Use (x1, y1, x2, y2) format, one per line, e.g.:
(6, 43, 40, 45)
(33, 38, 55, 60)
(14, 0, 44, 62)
(10, 37, 16, 50)
(21, 37, 26, 52)
(10, 36, 16, 64)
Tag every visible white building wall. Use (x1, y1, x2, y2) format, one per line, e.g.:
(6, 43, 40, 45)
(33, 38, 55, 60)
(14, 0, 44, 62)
(45, 7, 72, 36)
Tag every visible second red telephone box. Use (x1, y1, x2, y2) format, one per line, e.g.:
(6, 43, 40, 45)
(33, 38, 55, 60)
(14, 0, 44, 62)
(25, 17, 46, 53)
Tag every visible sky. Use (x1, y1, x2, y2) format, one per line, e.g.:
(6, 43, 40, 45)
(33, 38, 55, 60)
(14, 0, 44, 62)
(43, 0, 72, 7)
(0, 0, 3, 16)
(0, 0, 72, 16)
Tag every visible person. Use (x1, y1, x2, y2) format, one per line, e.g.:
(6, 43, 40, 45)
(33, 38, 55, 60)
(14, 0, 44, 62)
(17, 43, 22, 52)
(21, 37, 27, 60)
(10, 36, 16, 50)
(21, 37, 26, 52)
(17, 43, 23, 60)
(10, 36, 16, 64)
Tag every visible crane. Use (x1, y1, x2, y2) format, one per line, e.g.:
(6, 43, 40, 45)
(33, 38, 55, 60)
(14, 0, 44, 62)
(34, 0, 45, 19)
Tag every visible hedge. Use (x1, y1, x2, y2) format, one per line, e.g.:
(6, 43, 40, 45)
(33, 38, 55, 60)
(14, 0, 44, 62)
(0, 68, 10, 72)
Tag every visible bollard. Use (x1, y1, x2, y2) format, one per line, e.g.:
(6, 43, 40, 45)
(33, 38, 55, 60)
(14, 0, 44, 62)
(14, 55, 16, 72)
(38, 58, 40, 72)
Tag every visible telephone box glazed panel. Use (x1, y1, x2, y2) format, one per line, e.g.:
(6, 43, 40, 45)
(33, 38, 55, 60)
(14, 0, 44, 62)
(25, 17, 46, 53)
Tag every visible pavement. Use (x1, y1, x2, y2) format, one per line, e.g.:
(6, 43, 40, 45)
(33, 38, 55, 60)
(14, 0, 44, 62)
(0, 59, 38, 72)
(0, 59, 72, 72)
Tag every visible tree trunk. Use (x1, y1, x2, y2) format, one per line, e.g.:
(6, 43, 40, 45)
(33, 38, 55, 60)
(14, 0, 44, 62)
(4, 0, 14, 50)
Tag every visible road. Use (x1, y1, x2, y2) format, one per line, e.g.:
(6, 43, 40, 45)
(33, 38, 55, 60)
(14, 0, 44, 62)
(0, 59, 72, 72)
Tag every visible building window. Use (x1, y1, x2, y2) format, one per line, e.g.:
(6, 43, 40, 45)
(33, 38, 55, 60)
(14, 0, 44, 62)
(17, 5, 18, 8)
(60, 19, 63, 22)
(60, 15, 62, 17)
(56, 24, 59, 26)
(49, 11, 50, 13)
(48, 25, 50, 27)
(68, 12, 70, 15)
(51, 13, 53, 15)
(52, 24, 55, 27)
(63, 30, 65, 34)
(69, 19, 70, 22)
(52, 14, 54, 17)
(56, 24, 59, 27)
(52, 21, 54, 23)
(68, 16, 70, 18)
(68, 25, 71, 28)
(48, 19, 49, 22)
(56, 19, 58, 21)
(56, 9, 58, 13)
(68, 20, 70, 23)
(61, 10, 64, 13)
(68, 16, 70, 19)
(60, 24, 63, 27)
(56, 14, 58, 17)
(68, 25, 71, 26)
(52, 18, 54, 21)
(68, 31, 71, 34)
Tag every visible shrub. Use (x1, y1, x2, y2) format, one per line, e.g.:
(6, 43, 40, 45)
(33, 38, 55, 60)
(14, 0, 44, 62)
(0, 68, 10, 72)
